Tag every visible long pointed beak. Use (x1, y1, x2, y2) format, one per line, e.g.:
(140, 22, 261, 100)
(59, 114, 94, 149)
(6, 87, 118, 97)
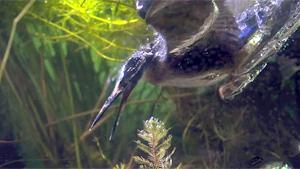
(89, 86, 123, 131)
(89, 81, 136, 132)
(109, 83, 135, 141)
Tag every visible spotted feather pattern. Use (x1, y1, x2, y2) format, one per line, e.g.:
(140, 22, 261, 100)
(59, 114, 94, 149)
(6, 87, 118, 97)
(168, 43, 234, 75)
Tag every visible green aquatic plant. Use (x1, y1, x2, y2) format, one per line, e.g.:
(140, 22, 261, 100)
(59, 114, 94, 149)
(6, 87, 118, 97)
(133, 117, 180, 169)
(113, 163, 126, 169)
(0, 0, 171, 168)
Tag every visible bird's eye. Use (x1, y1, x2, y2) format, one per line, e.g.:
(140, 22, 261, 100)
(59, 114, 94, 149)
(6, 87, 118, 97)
(136, 0, 153, 19)
(136, 0, 143, 10)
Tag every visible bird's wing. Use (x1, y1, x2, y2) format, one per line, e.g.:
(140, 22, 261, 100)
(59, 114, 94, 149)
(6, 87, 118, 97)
(145, 0, 215, 53)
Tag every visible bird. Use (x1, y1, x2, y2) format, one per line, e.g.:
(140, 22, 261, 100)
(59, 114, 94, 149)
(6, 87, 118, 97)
(89, 0, 300, 139)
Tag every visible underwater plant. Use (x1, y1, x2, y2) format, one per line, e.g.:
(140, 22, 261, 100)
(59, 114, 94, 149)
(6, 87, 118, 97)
(133, 117, 180, 169)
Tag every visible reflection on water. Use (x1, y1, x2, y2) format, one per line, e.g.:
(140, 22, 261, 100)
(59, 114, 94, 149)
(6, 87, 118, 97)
(221, 0, 300, 99)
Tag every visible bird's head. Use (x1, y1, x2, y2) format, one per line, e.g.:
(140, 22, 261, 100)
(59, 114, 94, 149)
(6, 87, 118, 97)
(89, 44, 154, 134)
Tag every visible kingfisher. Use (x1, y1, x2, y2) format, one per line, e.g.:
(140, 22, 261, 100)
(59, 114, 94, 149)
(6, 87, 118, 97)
(89, 0, 300, 139)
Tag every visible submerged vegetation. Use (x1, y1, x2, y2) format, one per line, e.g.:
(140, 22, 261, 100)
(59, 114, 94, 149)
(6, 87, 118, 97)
(0, 0, 169, 168)
(133, 117, 178, 169)
(0, 0, 300, 168)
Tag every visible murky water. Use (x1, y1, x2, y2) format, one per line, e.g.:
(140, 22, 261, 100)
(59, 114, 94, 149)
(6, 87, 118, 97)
(1, 0, 300, 168)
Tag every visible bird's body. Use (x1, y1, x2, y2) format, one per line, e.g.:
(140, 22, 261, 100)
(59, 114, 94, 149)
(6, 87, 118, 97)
(90, 0, 300, 137)
(144, 33, 233, 87)
(139, 0, 248, 87)
(140, 0, 298, 93)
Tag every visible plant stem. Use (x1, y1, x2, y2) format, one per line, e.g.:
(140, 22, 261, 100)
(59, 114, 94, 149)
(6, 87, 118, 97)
(0, 0, 35, 83)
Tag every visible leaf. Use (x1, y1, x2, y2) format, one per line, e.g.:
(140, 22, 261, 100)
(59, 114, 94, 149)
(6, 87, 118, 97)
(113, 163, 126, 169)
(135, 140, 151, 155)
(133, 156, 152, 167)
(157, 135, 172, 153)
(44, 59, 56, 81)
(60, 41, 68, 57)
(44, 40, 56, 58)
